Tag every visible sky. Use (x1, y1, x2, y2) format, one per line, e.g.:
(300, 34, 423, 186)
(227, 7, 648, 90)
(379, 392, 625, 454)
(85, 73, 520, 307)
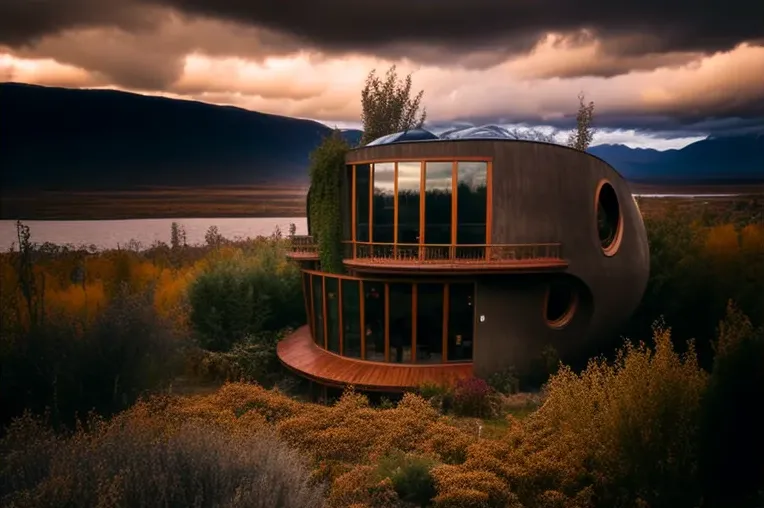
(1, 0, 763, 150)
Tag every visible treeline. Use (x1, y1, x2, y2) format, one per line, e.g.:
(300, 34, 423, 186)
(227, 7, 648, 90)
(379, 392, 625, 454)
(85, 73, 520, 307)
(0, 222, 305, 428)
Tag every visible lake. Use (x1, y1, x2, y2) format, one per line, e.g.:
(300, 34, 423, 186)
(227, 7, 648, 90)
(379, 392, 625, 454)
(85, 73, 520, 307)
(0, 217, 309, 251)
(0, 193, 744, 251)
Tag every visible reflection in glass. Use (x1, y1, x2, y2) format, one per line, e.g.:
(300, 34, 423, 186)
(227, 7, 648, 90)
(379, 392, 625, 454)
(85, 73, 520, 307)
(388, 283, 413, 363)
(447, 283, 474, 361)
(341, 279, 361, 357)
(397, 162, 421, 254)
(325, 277, 340, 353)
(424, 162, 452, 259)
(311, 275, 324, 347)
(417, 284, 444, 363)
(372, 163, 395, 243)
(363, 282, 385, 361)
(456, 162, 488, 249)
(356, 164, 371, 242)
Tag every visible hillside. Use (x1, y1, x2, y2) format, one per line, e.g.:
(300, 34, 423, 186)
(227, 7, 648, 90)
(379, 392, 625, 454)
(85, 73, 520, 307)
(0, 83, 362, 191)
(589, 136, 764, 184)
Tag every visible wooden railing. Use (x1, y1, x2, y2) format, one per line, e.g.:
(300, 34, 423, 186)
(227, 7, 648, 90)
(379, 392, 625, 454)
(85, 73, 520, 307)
(343, 242, 563, 264)
(287, 235, 318, 255)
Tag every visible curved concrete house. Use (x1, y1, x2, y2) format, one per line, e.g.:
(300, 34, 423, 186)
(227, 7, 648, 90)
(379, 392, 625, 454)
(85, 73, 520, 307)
(279, 126, 649, 392)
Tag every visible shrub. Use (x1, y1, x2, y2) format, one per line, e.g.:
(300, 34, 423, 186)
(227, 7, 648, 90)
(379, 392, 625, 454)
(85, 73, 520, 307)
(187, 247, 303, 351)
(0, 411, 324, 508)
(375, 451, 438, 507)
(417, 382, 454, 413)
(451, 377, 496, 418)
(699, 302, 764, 507)
(486, 367, 520, 395)
(187, 330, 285, 387)
(0, 285, 181, 428)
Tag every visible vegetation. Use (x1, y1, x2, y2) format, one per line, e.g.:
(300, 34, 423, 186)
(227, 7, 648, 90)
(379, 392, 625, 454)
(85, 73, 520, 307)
(567, 91, 596, 151)
(1, 196, 762, 507)
(360, 65, 427, 145)
(308, 131, 350, 273)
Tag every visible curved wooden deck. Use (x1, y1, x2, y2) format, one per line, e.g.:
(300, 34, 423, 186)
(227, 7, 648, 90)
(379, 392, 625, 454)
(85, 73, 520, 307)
(277, 326, 473, 391)
(343, 258, 568, 274)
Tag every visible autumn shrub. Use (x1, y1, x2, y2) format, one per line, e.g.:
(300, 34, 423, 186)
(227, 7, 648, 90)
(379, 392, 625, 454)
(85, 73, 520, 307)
(188, 246, 303, 351)
(433, 322, 709, 508)
(533, 320, 708, 507)
(186, 330, 286, 387)
(417, 382, 454, 413)
(698, 302, 764, 507)
(451, 377, 497, 418)
(375, 450, 439, 507)
(0, 411, 323, 508)
(0, 285, 181, 427)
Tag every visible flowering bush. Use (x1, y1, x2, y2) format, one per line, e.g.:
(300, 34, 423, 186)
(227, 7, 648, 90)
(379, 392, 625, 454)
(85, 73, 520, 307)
(451, 377, 497, 418)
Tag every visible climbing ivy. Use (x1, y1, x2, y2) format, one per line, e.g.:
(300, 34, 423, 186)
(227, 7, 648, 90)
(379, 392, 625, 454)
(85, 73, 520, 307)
(308, 130, 349, 274)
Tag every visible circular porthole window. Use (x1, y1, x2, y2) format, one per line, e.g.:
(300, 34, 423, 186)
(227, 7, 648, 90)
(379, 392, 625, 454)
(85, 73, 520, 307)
(545, 282, 578, 329)
(595, 181, 623, 256)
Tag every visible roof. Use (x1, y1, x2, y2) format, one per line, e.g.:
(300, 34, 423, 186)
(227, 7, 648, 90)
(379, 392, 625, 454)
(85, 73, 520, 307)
(364, 124, 555, 147)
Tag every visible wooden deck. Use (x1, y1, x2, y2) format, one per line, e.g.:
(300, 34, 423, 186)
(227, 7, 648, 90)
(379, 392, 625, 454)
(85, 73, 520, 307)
(277, 326, 474, 391)
(343, 258, 568, 274)
(286, 251, 319, 261)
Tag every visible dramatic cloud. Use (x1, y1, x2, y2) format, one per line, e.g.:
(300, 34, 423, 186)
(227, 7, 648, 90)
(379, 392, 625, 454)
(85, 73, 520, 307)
(1, 0, 763, 141)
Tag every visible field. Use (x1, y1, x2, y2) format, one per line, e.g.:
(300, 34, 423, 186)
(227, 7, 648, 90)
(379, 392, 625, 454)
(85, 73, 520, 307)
(0, 185, 309, 220)
(1, 182, 762, 220)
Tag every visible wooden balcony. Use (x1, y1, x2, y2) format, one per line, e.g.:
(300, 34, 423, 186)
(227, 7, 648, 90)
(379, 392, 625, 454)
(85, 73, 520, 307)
(342, 242, 567, 274)
(277, 325, 473, 391)
(286, 235, 319, 261)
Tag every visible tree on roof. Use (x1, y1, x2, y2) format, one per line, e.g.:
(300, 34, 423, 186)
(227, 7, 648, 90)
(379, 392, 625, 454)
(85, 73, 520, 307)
(567, 91, 596, 151)
(360, 65, 427, 145)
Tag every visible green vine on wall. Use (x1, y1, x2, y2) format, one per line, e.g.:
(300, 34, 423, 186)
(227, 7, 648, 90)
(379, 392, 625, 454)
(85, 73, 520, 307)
(308, 130, 349, 274)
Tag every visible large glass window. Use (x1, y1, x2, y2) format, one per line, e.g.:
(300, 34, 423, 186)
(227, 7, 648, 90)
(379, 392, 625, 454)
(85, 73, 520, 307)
(417, 283, 444, 363)
(355, 164, 371, 242)
(424, 162, 452, 259)
(311, 275, 324, 347)
(397, 162, 421, 248)
(372, 163, 395, 244)
(456, 162, 488, 246)
(363, 281, 385, 361)
(388, 283, 413, 363)
(304, 275, 475, 364)
(447, 283, 474, 361)
(325, 277, 340, 353)
(341, 279, 362, 357)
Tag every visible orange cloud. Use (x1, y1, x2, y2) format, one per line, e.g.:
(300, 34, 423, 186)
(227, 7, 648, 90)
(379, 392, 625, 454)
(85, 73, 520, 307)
(2, 41, 763, 132)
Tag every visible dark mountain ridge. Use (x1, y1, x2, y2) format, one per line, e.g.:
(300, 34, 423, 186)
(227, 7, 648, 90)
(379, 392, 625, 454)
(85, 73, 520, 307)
(1, 82, 361, 190)
(1, 82, 762, 193)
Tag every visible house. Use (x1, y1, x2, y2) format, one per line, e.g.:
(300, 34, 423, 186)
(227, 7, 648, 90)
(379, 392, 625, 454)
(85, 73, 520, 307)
(277, 126, 650, 392)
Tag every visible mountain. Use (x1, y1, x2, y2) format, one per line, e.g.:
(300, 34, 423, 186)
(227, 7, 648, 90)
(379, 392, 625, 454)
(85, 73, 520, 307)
(589, 136, 764, 184)
(1, 83, 761, 194)
(0, 82, 362, 190)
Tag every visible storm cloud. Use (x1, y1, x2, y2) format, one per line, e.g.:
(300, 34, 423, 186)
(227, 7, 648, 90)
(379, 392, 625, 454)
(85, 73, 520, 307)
(0, 0, 763, 137)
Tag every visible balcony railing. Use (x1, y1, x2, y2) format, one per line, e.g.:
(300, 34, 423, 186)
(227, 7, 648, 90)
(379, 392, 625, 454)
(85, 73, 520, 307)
(286, 235, 318, 258)
(344, 242, 563, 265)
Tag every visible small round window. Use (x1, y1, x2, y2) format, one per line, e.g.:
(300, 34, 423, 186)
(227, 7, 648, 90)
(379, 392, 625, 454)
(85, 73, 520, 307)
(545, 282, 578, 329)
(596, 181, 622, 256)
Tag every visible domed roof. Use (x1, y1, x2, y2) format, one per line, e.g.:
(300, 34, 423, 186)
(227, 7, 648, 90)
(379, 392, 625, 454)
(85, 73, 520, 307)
(365, 128, 440, 146)
(364, 124, 524, 146)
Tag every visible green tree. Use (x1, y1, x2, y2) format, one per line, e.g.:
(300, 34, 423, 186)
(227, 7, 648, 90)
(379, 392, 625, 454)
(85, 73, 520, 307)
(360, 65, 427, 145)
(567, 91, 595, 151)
